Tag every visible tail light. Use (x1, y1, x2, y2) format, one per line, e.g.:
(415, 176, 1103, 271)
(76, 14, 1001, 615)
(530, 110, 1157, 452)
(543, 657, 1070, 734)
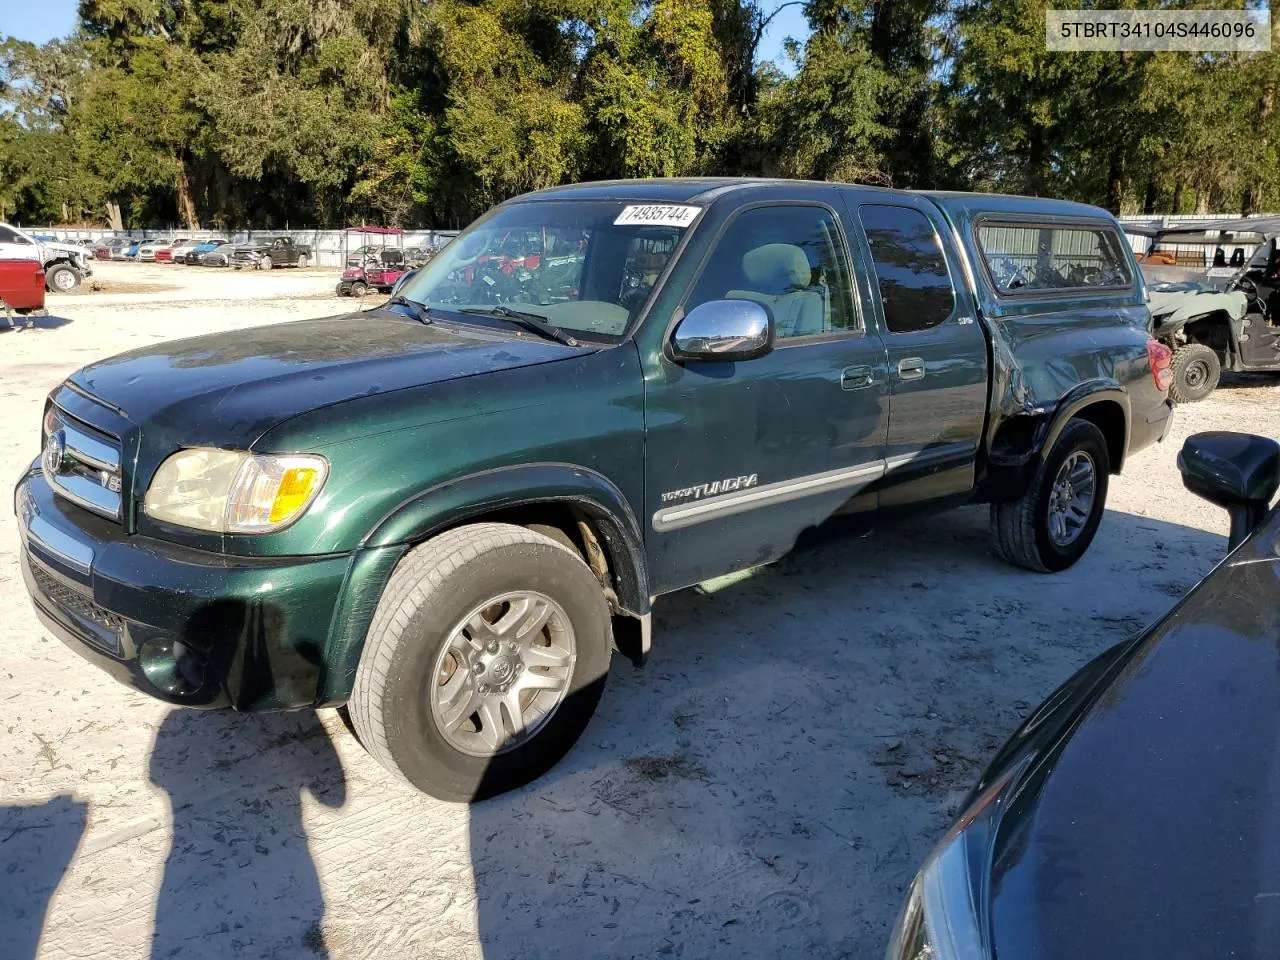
(1148, 340, 1173, 392)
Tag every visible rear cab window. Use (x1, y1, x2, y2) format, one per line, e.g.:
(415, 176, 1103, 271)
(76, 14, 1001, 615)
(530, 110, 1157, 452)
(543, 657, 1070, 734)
(976, 220, 1133, 294)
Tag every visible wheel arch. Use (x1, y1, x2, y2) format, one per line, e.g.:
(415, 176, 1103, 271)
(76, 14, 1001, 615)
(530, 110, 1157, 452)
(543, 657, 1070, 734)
(362, 462, 650, 616)
(979, 383, 1130, 502)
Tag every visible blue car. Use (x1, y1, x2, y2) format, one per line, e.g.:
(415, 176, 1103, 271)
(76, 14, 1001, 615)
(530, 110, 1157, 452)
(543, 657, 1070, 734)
(123, 240, 142, 259)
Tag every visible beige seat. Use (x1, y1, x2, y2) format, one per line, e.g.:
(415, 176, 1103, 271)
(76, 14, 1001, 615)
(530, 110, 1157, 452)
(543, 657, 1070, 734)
(726, 243, 826, 337)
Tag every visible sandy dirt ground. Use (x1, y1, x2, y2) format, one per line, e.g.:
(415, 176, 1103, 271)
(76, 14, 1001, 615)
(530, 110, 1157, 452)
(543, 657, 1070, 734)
(2, 260, 1278, 960)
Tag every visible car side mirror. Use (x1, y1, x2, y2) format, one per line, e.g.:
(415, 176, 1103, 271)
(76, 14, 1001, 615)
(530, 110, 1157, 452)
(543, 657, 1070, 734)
(1178, 432, 1280, 550)
(670, 299, 774, 363)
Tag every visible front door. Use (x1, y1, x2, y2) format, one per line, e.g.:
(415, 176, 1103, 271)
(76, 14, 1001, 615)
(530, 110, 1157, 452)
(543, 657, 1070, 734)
(848, 200, 988, 507)
(643, 200, 890, 594)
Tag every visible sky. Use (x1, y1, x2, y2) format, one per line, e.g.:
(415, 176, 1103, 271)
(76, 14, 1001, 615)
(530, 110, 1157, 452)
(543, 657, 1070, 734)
(0, 0, 809, 66)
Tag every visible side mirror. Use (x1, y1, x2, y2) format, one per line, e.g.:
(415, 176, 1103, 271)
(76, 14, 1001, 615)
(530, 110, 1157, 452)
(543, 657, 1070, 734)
(670, 299, 774, 363)
(1178, 432, 1280, 550)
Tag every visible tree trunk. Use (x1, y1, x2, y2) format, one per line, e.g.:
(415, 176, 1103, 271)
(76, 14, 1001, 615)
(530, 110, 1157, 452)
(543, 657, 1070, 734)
(106, 202, 124, 232)
(1248, 57, 1276, 216)
(1105, 149, 1124, 215)
(175, 154, 200, 230)
(1172, 181, 1184, 214)
(1194, 187, 1209, 215)
(1143, 178, 1158, 215)
(1027, 127, 1049, 196)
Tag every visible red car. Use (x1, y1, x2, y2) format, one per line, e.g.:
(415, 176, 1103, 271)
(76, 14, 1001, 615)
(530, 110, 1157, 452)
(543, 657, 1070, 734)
(0, 258, 46, 325)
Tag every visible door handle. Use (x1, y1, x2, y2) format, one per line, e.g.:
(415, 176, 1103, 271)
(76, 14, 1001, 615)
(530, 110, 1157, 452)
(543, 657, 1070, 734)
(898, 357, 925, 381)
(841, 365, 875, 391)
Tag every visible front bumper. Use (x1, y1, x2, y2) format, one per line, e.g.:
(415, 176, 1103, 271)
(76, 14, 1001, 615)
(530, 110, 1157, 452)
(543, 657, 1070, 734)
(16, 468, 354, 710)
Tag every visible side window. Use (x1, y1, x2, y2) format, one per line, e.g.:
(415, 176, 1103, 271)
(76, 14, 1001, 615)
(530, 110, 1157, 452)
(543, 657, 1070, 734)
(0, 226, 32, 244)
(977, 222, 1133, 293)
(859, 204, 956, 334)
(686, 205, 857, 339)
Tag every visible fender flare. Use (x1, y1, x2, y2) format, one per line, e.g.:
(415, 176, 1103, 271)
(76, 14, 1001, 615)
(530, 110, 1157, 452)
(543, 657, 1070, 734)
(362, 462, 650, 615)
(980, 381, 1130, 503)
(1039, 382, 1131, 471)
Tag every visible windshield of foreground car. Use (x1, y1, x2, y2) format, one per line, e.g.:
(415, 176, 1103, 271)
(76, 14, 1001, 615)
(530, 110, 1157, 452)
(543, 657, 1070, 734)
(398, 200, 697, 339)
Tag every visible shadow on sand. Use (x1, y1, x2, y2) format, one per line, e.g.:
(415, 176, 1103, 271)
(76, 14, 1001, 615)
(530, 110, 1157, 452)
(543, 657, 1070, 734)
(0, 795, 89, 960)
(147, 710, 345, 959)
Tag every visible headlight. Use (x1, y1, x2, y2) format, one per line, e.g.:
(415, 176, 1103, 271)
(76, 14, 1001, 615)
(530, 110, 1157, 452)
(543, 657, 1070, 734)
(886, 768, 1022, 960)
(144, 448, 328, 533)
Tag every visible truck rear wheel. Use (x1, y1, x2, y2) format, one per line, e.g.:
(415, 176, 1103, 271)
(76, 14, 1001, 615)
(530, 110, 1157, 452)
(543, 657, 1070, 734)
(296, 254, 308, 269)
(1168, 343, 1220, 404)
(990, 418, 1110, 573)
(350, 523, 612, 801)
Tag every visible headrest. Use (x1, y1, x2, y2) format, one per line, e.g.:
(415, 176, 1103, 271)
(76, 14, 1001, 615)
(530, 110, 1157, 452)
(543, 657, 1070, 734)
(741, 243, 810, 289)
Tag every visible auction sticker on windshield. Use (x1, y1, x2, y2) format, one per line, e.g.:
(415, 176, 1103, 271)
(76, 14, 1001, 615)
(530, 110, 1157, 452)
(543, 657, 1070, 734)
(614, 205, 701, 228)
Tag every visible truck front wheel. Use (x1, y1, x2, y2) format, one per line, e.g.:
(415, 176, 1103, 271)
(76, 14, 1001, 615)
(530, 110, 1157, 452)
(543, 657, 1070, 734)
(45, 263, 81, 292)
(1168, 343, 1221, 403)
(990, 418, 1110, 573)
(350, 523, 612, 801)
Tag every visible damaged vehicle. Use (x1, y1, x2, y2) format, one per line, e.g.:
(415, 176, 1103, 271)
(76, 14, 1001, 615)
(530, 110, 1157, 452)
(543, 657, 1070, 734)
(1129, 216, 1280, 402)
(231, 235, 312, 270)
(16, 180, 1170, 801)
(0, 223, 94, 292)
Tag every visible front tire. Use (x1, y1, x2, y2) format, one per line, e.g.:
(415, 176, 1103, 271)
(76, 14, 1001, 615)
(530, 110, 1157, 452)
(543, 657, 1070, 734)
(45, 263, 80, 292)
(350, 523, 612, 801)
(260, 255, 273, 271)
(1168, 343, 1221, 403)
(991, 418, 1110, 573)
(350, 281, 368, 297)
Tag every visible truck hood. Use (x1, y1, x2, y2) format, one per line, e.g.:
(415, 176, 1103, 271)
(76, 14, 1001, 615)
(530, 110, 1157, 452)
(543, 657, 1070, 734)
(986, 539, 1280, 960)
(41, 241, 88, 259)
(68, 311, 585, 450)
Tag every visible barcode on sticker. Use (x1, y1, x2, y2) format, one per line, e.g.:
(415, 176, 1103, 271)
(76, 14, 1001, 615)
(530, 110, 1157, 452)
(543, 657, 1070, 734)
(614, 205, 701, 228)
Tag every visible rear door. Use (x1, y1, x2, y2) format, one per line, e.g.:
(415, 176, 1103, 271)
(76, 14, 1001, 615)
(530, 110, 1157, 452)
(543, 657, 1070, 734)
(845, 198, 988, 506)
(643, 196, 891, 593)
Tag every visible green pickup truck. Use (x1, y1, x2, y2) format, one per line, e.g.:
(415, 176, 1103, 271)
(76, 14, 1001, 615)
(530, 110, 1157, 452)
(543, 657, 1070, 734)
(16, 179, 1173, 800)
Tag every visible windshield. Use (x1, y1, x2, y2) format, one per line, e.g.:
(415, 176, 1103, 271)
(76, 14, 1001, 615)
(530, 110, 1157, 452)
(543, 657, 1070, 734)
(399, 200, 697, 339)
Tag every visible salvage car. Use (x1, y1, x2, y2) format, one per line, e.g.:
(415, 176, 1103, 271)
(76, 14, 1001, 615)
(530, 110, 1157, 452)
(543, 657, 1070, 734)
(137, 238, 173, 263)
(153, 239, 188, 264)
(1129, 216, 1280, 402)
(16, 179, 1172, 801)
(91, 238, 131, 261)
(183, 238, 230, 265)
(168, 239, 204, 263)
(232, 235, 312, 270)
(0, 223, 94, 292)
(888, 428, 1280, 960)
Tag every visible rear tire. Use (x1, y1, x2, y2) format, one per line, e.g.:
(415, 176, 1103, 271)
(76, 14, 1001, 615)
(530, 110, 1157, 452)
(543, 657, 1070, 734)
(350, 523, 611, 801)
(1168, 343, 1221, 404)
(991, 418, 1110, 573)
(296, 254, 308, 268)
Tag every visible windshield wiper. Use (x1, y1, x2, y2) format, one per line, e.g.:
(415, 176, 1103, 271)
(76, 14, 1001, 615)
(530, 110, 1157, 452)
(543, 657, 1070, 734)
(458, 306, 579, 347)
(382, 295, 433, 324)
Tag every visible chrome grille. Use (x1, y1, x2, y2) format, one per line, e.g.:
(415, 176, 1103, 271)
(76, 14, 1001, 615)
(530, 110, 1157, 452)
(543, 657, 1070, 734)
(43, 408, 123, 521)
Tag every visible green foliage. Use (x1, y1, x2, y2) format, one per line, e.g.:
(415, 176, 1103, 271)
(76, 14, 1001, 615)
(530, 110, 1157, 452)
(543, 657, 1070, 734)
(1, 0, 1277, 225)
